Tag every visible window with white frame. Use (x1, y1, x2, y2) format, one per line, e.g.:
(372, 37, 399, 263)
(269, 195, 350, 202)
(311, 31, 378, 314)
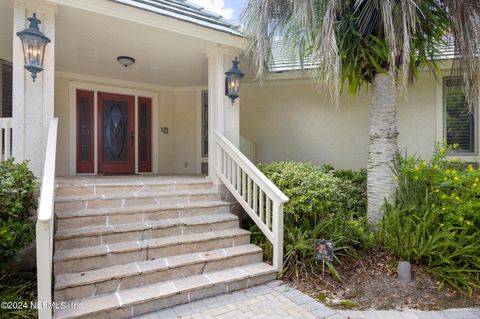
(444, 77, 476, 154)
(0, 60, 12, 118)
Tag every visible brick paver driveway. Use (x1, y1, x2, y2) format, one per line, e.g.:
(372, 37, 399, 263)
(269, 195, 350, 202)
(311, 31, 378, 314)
(135, 281, 480, 319)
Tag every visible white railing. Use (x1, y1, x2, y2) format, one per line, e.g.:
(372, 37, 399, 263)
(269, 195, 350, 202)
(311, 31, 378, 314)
(36, 118, 58, 319)
(0, 118, 12, 161)
(214, 130, 288, 272)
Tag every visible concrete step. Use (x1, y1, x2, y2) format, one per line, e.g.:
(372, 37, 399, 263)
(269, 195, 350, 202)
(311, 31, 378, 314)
(54, 244, 263, 302)
(55, 213, 239, 250)
(53, 263, 276, 319)
(56, 201, 230, 230)
(55, 179, 214, 197)
(55, 190, 222, 213)
(54, 229, 251, 275)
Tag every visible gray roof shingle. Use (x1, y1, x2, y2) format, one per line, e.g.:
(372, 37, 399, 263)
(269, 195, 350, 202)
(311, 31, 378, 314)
(111, 0, 241, 36)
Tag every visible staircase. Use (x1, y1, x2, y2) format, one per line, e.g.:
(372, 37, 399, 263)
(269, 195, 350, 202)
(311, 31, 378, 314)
(52, 176, 276, 319)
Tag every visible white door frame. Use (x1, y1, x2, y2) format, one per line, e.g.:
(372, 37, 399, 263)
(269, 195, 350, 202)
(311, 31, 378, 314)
(68, 81, 159, 175)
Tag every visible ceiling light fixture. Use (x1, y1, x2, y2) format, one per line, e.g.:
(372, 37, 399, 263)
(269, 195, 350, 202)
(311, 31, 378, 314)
(117, 56, 135, 68)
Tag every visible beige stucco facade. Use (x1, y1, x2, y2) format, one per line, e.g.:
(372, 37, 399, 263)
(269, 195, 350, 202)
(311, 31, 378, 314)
(6, 57, 475, 176)
(240, 72, 439, 170)
(51, 68, 475, 176)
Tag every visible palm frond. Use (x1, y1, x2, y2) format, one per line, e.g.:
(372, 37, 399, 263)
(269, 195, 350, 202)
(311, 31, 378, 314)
(443, 0, 480, 112)
(241, 0, 480, 109)
(311, 0, 342, 102)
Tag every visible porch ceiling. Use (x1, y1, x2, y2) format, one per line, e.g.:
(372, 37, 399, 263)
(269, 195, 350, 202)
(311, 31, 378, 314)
(55, 5, 213, 87)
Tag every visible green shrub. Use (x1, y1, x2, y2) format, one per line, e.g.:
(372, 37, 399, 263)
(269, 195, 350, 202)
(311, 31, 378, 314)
(0, 160, 37, 268)
(379, 143, 480, 294)
(324, 165, 367, 219)
(250, 161, 373, 279)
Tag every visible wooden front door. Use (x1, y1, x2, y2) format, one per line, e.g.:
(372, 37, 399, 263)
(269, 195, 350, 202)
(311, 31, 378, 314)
(98, 92, 135, 174)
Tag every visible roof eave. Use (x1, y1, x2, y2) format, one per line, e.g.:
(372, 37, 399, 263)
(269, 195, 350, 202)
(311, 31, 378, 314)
(111, 0, 243, 37)
(48, 0, 245, 49)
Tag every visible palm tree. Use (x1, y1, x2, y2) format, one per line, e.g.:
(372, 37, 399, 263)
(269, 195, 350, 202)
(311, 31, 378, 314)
(242, 0, 480, 229)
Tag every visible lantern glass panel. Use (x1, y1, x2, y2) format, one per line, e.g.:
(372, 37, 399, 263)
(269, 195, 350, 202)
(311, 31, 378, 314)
(224, 57, 244, 103)
(227, 76, 240, 98)
(22, 37, 46, 67)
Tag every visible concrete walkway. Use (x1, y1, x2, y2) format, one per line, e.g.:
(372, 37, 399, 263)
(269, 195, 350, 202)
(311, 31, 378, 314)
(134, 281, 480, 319)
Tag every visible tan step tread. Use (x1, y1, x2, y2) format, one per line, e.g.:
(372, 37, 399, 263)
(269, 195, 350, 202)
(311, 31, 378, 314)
(56, 178, 212, 188)
(55, 245, 262, 290)
(55, 213, 238, 240)
(54, 228, 251, 262)
(56, 200, 229, 219)
(55, 189, 220, 202)
(53, 263, 276, 319)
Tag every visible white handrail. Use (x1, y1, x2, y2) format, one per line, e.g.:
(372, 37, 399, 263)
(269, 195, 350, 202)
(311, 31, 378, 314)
(0, 118, 12, 161)
(36, 118, 58, 319)
(214, 130, 288, 272)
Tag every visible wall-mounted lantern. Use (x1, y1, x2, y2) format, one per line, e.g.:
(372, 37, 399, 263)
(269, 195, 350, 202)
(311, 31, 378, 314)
(225, 57, 244, 104)
(16, 13, 51, 82)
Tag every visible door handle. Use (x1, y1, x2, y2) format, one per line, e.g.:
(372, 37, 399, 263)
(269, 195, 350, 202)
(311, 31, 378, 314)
(130, 131, 135, 141)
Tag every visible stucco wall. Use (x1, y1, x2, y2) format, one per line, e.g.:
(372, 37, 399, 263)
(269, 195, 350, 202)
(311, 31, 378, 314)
(173, 90, 200, 174)
(54, 77, 70, 176)
(0, 1, 12, 63)
(240, 73, 437, 170)
(158, 90, 176, 173)
(53, 71, 440, 175)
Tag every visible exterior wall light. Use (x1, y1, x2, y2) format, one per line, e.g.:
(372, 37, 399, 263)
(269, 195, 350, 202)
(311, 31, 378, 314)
(117, 56, 136, 67)
(16, 13, 51, 82)
(225, 57, 244, 104)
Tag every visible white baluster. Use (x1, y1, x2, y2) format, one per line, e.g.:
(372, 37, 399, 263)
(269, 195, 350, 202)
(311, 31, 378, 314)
(259, 190, 264, 222)
(253, 183, 258, 216)
(266, 198, 271, 229)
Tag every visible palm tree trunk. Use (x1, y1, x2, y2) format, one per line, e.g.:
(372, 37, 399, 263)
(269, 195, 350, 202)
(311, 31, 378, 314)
(367, 72, 399, 230)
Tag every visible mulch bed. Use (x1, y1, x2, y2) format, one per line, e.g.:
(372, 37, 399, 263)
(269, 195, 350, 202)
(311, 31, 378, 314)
(284, 247, 480, 311)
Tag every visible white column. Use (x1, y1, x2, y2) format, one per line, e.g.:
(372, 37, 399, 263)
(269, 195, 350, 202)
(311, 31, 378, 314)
(206, 46, 241, 181)
(224, 87, 240, 147)
(12, 0, 56, 177)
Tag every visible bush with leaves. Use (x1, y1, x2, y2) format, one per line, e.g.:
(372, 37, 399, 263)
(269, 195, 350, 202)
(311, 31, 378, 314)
(248, 161, 373, 280)
(0, 160, 37, 268)
(379, 143, 480, 294)
(323, 165, 368, 219)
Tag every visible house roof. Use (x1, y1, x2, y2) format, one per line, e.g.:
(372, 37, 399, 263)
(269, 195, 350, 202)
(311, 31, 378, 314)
(268, 40, 458, 73)
(111, 0, 241, 36)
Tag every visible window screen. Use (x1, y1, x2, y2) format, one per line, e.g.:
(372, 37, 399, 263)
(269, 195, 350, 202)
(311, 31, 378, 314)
(444, 77, 475, 153)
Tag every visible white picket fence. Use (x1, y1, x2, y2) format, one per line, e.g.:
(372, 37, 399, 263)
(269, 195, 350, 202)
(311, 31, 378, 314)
(0, 118, 12, 161)
(214, 130, 288, 272)
(36, 118, 58, 319)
